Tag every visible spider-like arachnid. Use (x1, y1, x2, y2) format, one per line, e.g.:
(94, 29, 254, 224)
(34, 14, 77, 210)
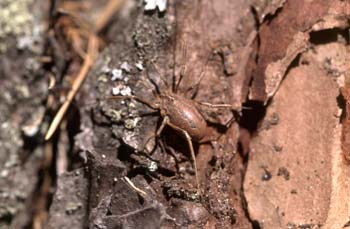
(110, 50, 237, 193)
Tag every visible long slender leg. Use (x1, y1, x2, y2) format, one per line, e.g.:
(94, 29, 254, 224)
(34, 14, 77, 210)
(137, 77, 158, 98)
(138, 111, 160, 117)
(196, 100, 252, 111)
(196, 101, 244, 130)
(142, 116, 169, 153)
(145, 66, 162, 95)
(167, 122, 200, 194)
(158, 140, 180, 172)
(107, 95, 159, 110)
(187, 53, 213, 99)
(182, 130, 200, 192)
(187, 66, 207, 99)
(174, 41, 187, 93)
(195, 101, 233, 109)
(149, 61, 169, 90)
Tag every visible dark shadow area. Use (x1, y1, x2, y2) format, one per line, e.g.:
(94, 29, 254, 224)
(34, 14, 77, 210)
(237, 101, 266, 229)
(337, 91, 346, 124)
(239, 101, 266, 134)
(309, 28, 349, 45)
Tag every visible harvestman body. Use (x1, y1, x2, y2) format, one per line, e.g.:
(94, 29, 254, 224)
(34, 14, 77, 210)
(110, 57, 235, 193)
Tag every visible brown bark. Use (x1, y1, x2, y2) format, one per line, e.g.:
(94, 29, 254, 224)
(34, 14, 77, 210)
(2, 0, 350, 228)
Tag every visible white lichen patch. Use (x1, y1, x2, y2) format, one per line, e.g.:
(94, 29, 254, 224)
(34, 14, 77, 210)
(135, 61, 144, 71)
(106, 109, 122, 122)
(0, 0, 43, 53)
(112, 84, 132, 96)
(21, 106, 45, 137)
(144, 0, 167, 12)
(102, 61, 133, 82)
(120, 61, 131, 73)
(0, 0, 34, 37)
(124, 117, 141, 130)
(111, 68, 123, 81)
(148, 161, 158, 172)
(0, 169, 9, 178)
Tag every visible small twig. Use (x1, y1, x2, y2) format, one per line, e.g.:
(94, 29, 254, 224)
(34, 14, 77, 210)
(94, 0, 126, 33)
(123, 176, 147, 197)
(45, 0, 126, 140)
(45, 35, 98, 140)
(67, 28, 87, 59)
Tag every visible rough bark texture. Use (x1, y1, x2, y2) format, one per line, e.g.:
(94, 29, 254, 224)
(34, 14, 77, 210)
(62, 0, 255, 227)
(0, 0, 48, 228)
(245, 1, 350, 228)
(2, 0, 350, 228)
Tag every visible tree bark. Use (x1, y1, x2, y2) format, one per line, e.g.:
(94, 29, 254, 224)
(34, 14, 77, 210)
(2, 0, 350, 228)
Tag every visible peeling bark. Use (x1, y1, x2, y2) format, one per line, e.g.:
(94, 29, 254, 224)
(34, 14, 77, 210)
(3, 0, 350, 228)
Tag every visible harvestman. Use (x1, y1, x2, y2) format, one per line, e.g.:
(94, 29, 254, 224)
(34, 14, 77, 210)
(109, 51, 236, 192)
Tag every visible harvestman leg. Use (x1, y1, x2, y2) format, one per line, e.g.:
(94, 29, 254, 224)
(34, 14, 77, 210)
(158, 140, 180, 172)
(107, 95, 159, 110)
(187, 63, 208, 99)
(185, 52, 213, 99)
(196, 101, 232, 108)
(196, 101, 242, 129)
(149, 60, 169, 90)
(142, 116, 201, 193)
(166, 122, 200, 193)
(142, 116, 169, 153)
(174, 41, 188, 93)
